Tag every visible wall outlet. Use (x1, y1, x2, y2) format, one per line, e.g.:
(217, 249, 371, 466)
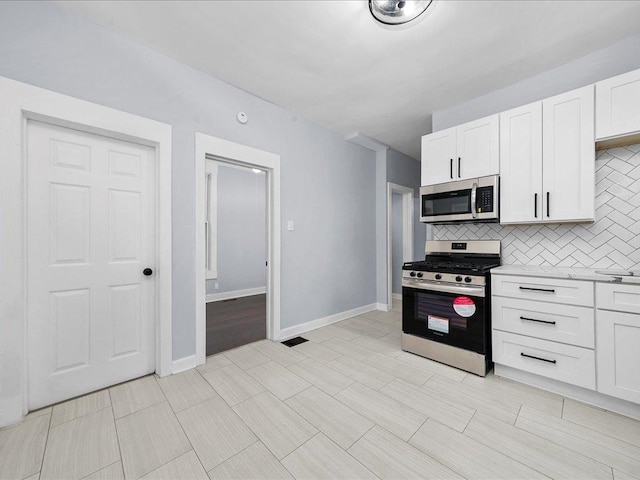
(214, 283, 219, 290)
(287, 220, 294, 231)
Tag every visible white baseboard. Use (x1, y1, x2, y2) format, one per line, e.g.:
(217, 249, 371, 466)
(376, 302, 392, 312)
(279, 303, 377, 341)
(172, 354, 197, 374)
(495, 363, 640, 421)
(392, 293, 402, 301)
(206, 286, 266, 303)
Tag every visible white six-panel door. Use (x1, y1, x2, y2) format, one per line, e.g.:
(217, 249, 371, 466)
(27, 120, 156, 409)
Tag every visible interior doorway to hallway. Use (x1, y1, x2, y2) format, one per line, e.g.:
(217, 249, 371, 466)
(194, 132, 282, 368)
(204, 160, 267, 356)
(387, 182, 414, 311)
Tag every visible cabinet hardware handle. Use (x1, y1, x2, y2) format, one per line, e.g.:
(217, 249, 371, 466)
(519, 286, 555, 293)
(450, 159, 453, 179)
(520, 316, 556, 325)
(458, 157, 461, 178)
(546, 191, 550, 217)
(521, 352, 556, 364)
(534, 193, 538, 218)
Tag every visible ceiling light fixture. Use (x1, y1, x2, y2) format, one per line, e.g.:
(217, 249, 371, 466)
(369, 0, 433, 26)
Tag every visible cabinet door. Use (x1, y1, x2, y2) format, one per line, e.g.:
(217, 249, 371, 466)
(542, 85, 595, 222)
(421, 127, 456, 186)
(596, 68, 640, 140)
(596, 310, 640, 404)
(456, 114, 499, 180)
(499, 102, 543, 224)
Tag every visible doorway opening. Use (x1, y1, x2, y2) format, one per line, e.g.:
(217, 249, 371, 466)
(195, 133, 281, 367)
(387, 183, 414, 311)
(204, 160, 267, 355)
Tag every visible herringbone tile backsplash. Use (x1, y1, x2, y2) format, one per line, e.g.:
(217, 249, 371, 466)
(433, 143, 640, 270)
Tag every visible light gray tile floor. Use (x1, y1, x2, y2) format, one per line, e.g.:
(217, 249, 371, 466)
(2, 302, 639, 479)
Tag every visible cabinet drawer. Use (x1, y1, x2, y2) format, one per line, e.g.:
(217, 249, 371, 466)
(596, 310, 640, 404)
(492, 330, 595, 389)
(492, 275, 593, 306)
(596, 283, 640, 314)
(492, 297, 594, 348)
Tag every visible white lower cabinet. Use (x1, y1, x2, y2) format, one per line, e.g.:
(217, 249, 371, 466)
(493, 273, 640, 408)
(492, 273, 596, 390)
(493, 330, 596, 390)
(596, 283, 640, 404)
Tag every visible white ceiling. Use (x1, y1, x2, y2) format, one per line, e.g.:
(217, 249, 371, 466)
(58, 0, 640, 159)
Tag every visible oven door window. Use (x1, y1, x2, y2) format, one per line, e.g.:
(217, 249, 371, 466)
(422, 190, 471, 217)
(403, 288, 486, 354)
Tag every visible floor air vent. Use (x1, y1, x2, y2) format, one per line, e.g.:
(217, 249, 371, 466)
(281, 336, 308, 347)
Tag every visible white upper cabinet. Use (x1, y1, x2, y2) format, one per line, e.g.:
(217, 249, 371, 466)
(596, 67, 640, 140)
(500, 102, 543, 223)
(500, 86, 594, 224)
(456, 114, 500, 181)
(542, 85, 595, 223)
(420, 126, 456, 186)
(421, 114, 499, 186)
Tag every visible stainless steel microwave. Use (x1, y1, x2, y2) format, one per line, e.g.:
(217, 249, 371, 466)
(420, 175, 499, 224)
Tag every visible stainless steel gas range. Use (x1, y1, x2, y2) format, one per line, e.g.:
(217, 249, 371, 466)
(401, 240, 501, 376)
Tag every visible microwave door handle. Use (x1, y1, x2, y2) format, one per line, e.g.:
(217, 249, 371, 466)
(471, 183, 478, 218)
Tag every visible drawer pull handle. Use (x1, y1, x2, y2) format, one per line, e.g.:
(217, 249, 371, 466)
(521, 352, 556, 364)
(520, 316, 556, 325)
(519, 286, 556, 293)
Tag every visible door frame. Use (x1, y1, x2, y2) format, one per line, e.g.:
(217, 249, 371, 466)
(387, 182, 414, 310)
(0, 75, 173, 428)
(195, 133, 281, 366)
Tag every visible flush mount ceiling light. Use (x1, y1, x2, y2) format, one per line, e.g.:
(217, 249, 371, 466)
(369, 0, 433, 26)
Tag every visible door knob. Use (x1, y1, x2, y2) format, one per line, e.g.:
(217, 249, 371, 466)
(143, 268, 153, 276)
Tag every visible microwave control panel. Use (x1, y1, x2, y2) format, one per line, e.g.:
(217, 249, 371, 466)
(476, 186, 494, 213)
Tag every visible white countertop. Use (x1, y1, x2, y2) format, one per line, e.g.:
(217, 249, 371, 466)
(491, 264, 640, 284)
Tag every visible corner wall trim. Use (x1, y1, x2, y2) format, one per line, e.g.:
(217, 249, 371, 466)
(376, 302, 392, 312)
(279, 303, 377, 341)
(206, 287, 267, 303)
(172, 355, 197, 375)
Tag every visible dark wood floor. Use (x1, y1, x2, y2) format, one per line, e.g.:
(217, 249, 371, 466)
(206, 294, 266, 356)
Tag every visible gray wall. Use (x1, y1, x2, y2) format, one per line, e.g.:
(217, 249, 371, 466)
(391, 194, 403, 295)
(375, 151, 388, 305)
(206, 164, 266, 296)
(0, 2, 377, 359)
(375, 148, 427, 305)
(432, 33, 640, 131)
(386, 148, 428, 261)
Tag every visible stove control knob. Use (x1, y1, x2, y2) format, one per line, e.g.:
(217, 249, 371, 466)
(417, 272, 423, 278)
(455, 276, 463, 282)
(409, 271, 416, 277)
(465, 277, 472, 283)
(435, 274, 442, 280)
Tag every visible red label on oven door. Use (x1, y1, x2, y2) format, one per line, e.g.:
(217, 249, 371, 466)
(452, 296, 476, 318)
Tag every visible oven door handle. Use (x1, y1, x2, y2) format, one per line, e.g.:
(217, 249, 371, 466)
(471, 182, 478, 218)
(403, 279, 485, 298)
